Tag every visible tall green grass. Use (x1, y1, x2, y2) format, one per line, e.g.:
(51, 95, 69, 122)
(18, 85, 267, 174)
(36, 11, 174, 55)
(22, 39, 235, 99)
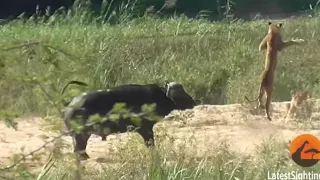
(1, 10, 320, 116)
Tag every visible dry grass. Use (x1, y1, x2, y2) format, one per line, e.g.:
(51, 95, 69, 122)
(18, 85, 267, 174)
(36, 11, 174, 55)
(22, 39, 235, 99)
(1, 99, 320, 179)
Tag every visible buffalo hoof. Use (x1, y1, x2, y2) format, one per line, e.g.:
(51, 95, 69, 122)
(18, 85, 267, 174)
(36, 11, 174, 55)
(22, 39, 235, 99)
(145, 140, 155, 148)
(77, 152, 90, 161)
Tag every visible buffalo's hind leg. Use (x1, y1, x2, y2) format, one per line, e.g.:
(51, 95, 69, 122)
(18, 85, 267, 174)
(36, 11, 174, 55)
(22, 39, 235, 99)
(72, 133, 91, 160)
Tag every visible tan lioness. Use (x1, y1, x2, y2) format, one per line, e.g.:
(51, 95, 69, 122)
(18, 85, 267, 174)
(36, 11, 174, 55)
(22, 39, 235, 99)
(245, 22, 305, 121)
(284, 91, 310, 122)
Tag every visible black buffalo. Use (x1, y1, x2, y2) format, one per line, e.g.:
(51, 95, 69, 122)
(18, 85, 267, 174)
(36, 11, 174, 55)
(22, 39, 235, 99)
(61, 81, 195, 160)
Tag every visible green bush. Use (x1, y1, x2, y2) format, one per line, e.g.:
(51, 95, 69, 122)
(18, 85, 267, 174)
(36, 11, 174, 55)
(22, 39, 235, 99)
(88, 0, 320, 19)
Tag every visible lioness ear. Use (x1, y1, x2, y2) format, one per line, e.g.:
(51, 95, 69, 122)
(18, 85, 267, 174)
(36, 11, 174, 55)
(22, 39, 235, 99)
(290, 90, 295, 97)
(278, 23, 283, 27)
(268, 21, 272, 25)
(305, 91, 310, 98)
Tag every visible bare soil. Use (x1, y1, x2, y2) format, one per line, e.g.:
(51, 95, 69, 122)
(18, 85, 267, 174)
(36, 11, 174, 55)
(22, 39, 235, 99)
(1, 99, 320, 169)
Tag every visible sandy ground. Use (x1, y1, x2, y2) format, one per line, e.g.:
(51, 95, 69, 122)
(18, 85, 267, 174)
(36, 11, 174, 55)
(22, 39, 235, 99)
(1, 98, 320, 170)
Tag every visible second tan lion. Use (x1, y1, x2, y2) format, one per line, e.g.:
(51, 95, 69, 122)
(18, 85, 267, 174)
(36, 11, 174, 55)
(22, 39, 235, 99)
(284, 91, 310, 122)
(245, 21, 305, 121)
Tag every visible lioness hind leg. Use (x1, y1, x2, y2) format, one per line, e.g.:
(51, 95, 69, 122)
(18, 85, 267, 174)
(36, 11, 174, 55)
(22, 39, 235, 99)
(265, 88, 273, 121)
(257, 88, 266, 109)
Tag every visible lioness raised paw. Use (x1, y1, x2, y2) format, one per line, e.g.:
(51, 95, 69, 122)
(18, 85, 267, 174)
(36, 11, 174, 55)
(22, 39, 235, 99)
(291, 38, 305, 43)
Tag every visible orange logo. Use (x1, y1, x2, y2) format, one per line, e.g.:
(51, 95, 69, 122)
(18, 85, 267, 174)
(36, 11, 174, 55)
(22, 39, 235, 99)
(290, 134, 320, 167)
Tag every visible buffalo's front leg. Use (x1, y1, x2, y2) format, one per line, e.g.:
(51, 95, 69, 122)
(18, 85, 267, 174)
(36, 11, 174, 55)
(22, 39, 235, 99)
(72, 133, 91, 160)
(138, 128, 155, 148)
(138, 120, 156, 147)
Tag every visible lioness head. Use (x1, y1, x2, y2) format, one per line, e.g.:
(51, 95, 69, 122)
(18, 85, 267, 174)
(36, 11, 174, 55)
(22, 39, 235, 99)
(268, 21, 283, 34)
(285, 90, 310, 120)
(291, 91, 310, 106)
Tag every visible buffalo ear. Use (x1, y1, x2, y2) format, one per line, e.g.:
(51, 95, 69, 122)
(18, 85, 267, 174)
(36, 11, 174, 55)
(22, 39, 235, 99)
(195, 99, 201, 105)
(164, 81, 169, 88)
(164, 81, 170, 96)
